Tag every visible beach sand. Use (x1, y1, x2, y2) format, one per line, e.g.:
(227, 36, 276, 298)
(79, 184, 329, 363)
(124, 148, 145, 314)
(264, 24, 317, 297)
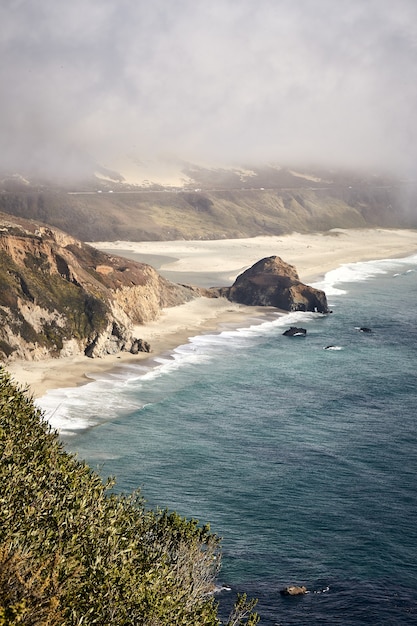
(94, 227, 417, 284)
(6, 228, 417, 398)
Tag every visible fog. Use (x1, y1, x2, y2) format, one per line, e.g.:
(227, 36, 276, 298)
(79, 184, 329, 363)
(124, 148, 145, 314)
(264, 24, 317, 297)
(1, 0, 416, 183)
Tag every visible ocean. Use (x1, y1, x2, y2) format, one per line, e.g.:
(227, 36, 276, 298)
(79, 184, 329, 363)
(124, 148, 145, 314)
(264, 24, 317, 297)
(38, 252, 417, 625)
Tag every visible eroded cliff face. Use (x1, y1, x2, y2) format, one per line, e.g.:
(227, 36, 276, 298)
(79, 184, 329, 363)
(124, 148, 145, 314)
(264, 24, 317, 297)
(215, 256, 329, 314)
(0, 213, 196, 362)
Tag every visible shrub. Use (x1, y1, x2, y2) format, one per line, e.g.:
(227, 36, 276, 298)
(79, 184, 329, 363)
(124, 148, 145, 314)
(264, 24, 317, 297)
(0, 368, 222, 625)
(0, 369, 258, 625)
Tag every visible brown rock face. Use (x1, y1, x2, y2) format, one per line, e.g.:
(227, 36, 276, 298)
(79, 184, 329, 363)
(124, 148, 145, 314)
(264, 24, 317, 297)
(218, 256, 329, 313)
(0, 212, 198, 362)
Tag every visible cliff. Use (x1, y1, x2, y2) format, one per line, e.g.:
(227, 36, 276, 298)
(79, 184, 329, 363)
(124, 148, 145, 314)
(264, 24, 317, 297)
(0, 212, 197, 362)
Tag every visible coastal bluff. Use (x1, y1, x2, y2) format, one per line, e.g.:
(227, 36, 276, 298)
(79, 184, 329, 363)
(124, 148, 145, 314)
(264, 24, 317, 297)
(0, 212, 197, 362)
(212, 256, 329, 313)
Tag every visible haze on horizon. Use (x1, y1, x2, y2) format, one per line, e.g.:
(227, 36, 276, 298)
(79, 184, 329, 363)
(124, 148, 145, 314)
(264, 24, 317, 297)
(1, 0, 416, 184)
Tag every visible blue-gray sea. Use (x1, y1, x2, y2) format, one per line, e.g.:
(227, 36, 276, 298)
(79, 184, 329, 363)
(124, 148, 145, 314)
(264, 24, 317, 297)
(38, 253, 417, 625)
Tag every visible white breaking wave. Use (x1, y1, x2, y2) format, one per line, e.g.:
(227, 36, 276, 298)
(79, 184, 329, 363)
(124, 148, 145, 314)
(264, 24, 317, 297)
(313, 253, 417, 296)
(36, 310, 322, 435)
(36, 370, 146, 436)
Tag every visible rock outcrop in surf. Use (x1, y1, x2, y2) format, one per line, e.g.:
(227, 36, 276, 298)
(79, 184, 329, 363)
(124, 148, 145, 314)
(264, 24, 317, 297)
(213, 256, 329, 313)
(283, 327, 307, 336)
(280, 585, 308, 596)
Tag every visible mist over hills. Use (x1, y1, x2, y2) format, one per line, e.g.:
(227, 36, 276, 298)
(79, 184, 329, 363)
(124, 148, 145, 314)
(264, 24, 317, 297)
(0, 164, 416, 242)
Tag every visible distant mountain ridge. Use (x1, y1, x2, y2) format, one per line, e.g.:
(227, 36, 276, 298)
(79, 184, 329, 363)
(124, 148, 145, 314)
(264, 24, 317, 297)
(0, 164, 416, 241)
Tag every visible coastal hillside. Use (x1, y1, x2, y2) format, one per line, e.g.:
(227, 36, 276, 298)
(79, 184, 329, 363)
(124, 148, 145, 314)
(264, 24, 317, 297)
(1, 165, 416, 241)
(0, 212, 197, 363)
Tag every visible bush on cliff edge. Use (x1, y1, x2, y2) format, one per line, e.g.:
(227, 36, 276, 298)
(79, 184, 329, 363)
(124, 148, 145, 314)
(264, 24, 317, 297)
(0, 368, 258, 625)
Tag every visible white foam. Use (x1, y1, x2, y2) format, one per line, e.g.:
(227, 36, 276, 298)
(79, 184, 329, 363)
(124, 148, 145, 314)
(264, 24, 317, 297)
(36, 373, 144, 436)
(36, 309, 326, 435)
(314, 253, 417, 295)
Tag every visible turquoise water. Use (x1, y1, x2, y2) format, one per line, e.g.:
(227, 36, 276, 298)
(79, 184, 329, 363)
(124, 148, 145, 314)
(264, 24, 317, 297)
(38, 254, 417, 625)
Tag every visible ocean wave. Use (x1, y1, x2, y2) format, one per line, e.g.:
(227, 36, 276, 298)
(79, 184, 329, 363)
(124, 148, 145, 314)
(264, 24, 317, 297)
(314, 253, 417, 295)
(36, 310, 324, 435)
(123, 310, 320, 383)
(36, 372, 145, 436)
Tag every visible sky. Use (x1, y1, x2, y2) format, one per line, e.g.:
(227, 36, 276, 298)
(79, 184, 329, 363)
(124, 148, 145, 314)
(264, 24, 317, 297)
(1, 0, 417, 183)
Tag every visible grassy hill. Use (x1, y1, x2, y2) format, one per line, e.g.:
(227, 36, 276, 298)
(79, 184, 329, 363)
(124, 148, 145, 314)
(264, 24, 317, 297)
(1, 166, 415, 242)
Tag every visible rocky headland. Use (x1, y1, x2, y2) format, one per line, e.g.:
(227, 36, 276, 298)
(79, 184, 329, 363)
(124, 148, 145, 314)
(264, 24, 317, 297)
(0, 213, 329, 365)
(0, 212, 197, 362)
(213, 256, 329, 313)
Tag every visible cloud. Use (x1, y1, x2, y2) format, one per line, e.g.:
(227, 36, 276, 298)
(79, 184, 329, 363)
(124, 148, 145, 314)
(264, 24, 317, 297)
(1, 0, 417, 181)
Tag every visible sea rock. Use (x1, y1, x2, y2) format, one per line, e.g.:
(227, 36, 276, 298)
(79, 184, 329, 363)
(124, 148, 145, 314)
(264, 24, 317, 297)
(130, 338, 151, 354)
(84, 322, 131, 358)
(216, 256, 329, 313)
(280, 585, 308, 596)
(282, 327, 307, 336)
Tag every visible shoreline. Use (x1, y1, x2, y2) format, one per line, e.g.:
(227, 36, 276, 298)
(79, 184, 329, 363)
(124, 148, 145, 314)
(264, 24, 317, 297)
(7, 300, 273, 399)
(6, 228, 417, 399)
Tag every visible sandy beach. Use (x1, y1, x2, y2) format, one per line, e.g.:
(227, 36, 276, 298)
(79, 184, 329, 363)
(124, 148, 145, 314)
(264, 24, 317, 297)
(6, 228, 417, 398)
(94, 227, 417, 284)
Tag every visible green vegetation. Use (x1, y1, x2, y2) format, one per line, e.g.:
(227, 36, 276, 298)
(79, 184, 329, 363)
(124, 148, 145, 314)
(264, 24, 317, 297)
(0, 369, 258, 625)
(0, 245, 110, 360)
(1, 174, 415, 242)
